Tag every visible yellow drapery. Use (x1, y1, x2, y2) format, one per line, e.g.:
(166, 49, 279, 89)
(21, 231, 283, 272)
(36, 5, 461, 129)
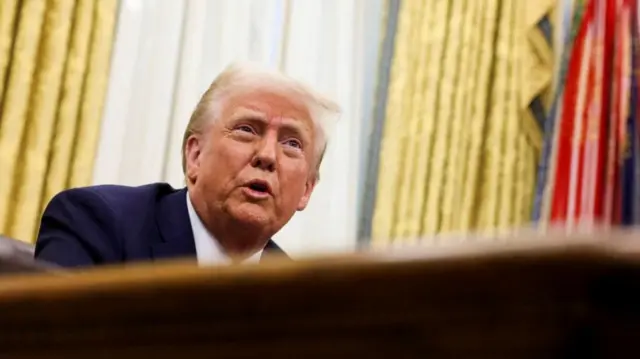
(0, 0, 117, 243)
(371, 0, 555, 244)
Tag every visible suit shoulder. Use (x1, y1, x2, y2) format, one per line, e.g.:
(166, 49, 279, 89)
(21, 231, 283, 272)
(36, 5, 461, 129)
(48, 182, 180, 213)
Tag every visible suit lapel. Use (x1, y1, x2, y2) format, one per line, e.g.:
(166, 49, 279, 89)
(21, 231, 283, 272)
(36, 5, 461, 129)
(260, 239, 289, 261)
(150, 188, 197, 260)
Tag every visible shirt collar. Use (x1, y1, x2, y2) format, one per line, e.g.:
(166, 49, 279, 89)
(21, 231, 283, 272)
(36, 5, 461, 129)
(186, 191, 262, 265)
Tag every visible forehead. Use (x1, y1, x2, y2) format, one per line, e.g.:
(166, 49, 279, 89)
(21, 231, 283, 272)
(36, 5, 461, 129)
(221, 89, 314, 126)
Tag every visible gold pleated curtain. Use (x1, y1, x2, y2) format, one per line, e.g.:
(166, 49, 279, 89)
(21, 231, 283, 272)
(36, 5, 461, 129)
(0, 0, 118, 243)
(371, 0, 555, 244)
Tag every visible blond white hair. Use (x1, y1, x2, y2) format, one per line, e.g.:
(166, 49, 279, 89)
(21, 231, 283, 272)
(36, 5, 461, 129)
(181, 62, 341, 180)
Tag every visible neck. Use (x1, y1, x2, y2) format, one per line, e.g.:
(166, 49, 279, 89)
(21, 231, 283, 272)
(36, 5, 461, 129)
(188, 191, 270, 259)
(209, 219, 270, 259)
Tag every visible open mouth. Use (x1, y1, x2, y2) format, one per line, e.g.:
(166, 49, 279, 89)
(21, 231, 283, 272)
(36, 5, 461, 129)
(246, 180, 271, 195)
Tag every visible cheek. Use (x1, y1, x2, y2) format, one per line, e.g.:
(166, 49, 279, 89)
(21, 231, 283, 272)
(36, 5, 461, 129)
(205, 140, 249, 168)
(199, 141, 255, 189)
(220, 138, 255, 162)
(278, 162, 309, 194)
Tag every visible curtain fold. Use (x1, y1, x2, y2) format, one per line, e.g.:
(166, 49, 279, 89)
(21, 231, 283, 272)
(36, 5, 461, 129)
(13, 0, 77, 244)
(371, 0, 554, 244)
(93, 0, 185, 187)
(0, 0, 117, 243)
(68, 0, 118, 188)
(358, 0, 400, 243)
(0, 0, 20, 100)
(43, 0, 96, 209)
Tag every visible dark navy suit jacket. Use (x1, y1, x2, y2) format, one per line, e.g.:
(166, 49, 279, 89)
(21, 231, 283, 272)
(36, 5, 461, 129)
(35, 183, 286, 268)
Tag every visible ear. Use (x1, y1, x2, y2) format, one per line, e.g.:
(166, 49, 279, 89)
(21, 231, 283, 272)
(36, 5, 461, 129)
(185, 135, 203, 183)
(296, 176, 318, 211)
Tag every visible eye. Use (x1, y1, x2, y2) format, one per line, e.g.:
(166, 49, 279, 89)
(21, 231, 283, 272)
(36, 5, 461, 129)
(235, 124, 255, 134)
(284, 138, 302, 149)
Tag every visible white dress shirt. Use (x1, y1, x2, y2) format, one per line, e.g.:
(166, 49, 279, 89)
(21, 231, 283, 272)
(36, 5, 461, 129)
(186, 192, 262, 265)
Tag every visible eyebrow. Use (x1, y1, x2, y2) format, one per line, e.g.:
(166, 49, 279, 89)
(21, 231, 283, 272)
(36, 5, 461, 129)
(280, 122, 309, 140)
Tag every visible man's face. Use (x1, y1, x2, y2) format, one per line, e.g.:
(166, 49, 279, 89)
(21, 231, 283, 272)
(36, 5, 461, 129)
(186, 89, 317, 235)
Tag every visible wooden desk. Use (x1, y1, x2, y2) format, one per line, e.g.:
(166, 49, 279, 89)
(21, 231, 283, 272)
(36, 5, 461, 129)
(0, 239, 639, 358)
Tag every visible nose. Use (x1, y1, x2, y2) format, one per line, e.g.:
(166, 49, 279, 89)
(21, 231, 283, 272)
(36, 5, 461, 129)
(251, 133, 277, 172)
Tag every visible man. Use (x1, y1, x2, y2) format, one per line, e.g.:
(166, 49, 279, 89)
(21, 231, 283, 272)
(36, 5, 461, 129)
(34, 63, 341, 267)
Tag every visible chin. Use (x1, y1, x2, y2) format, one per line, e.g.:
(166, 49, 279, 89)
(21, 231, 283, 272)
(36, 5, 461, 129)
(228, 203, 272, 227)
